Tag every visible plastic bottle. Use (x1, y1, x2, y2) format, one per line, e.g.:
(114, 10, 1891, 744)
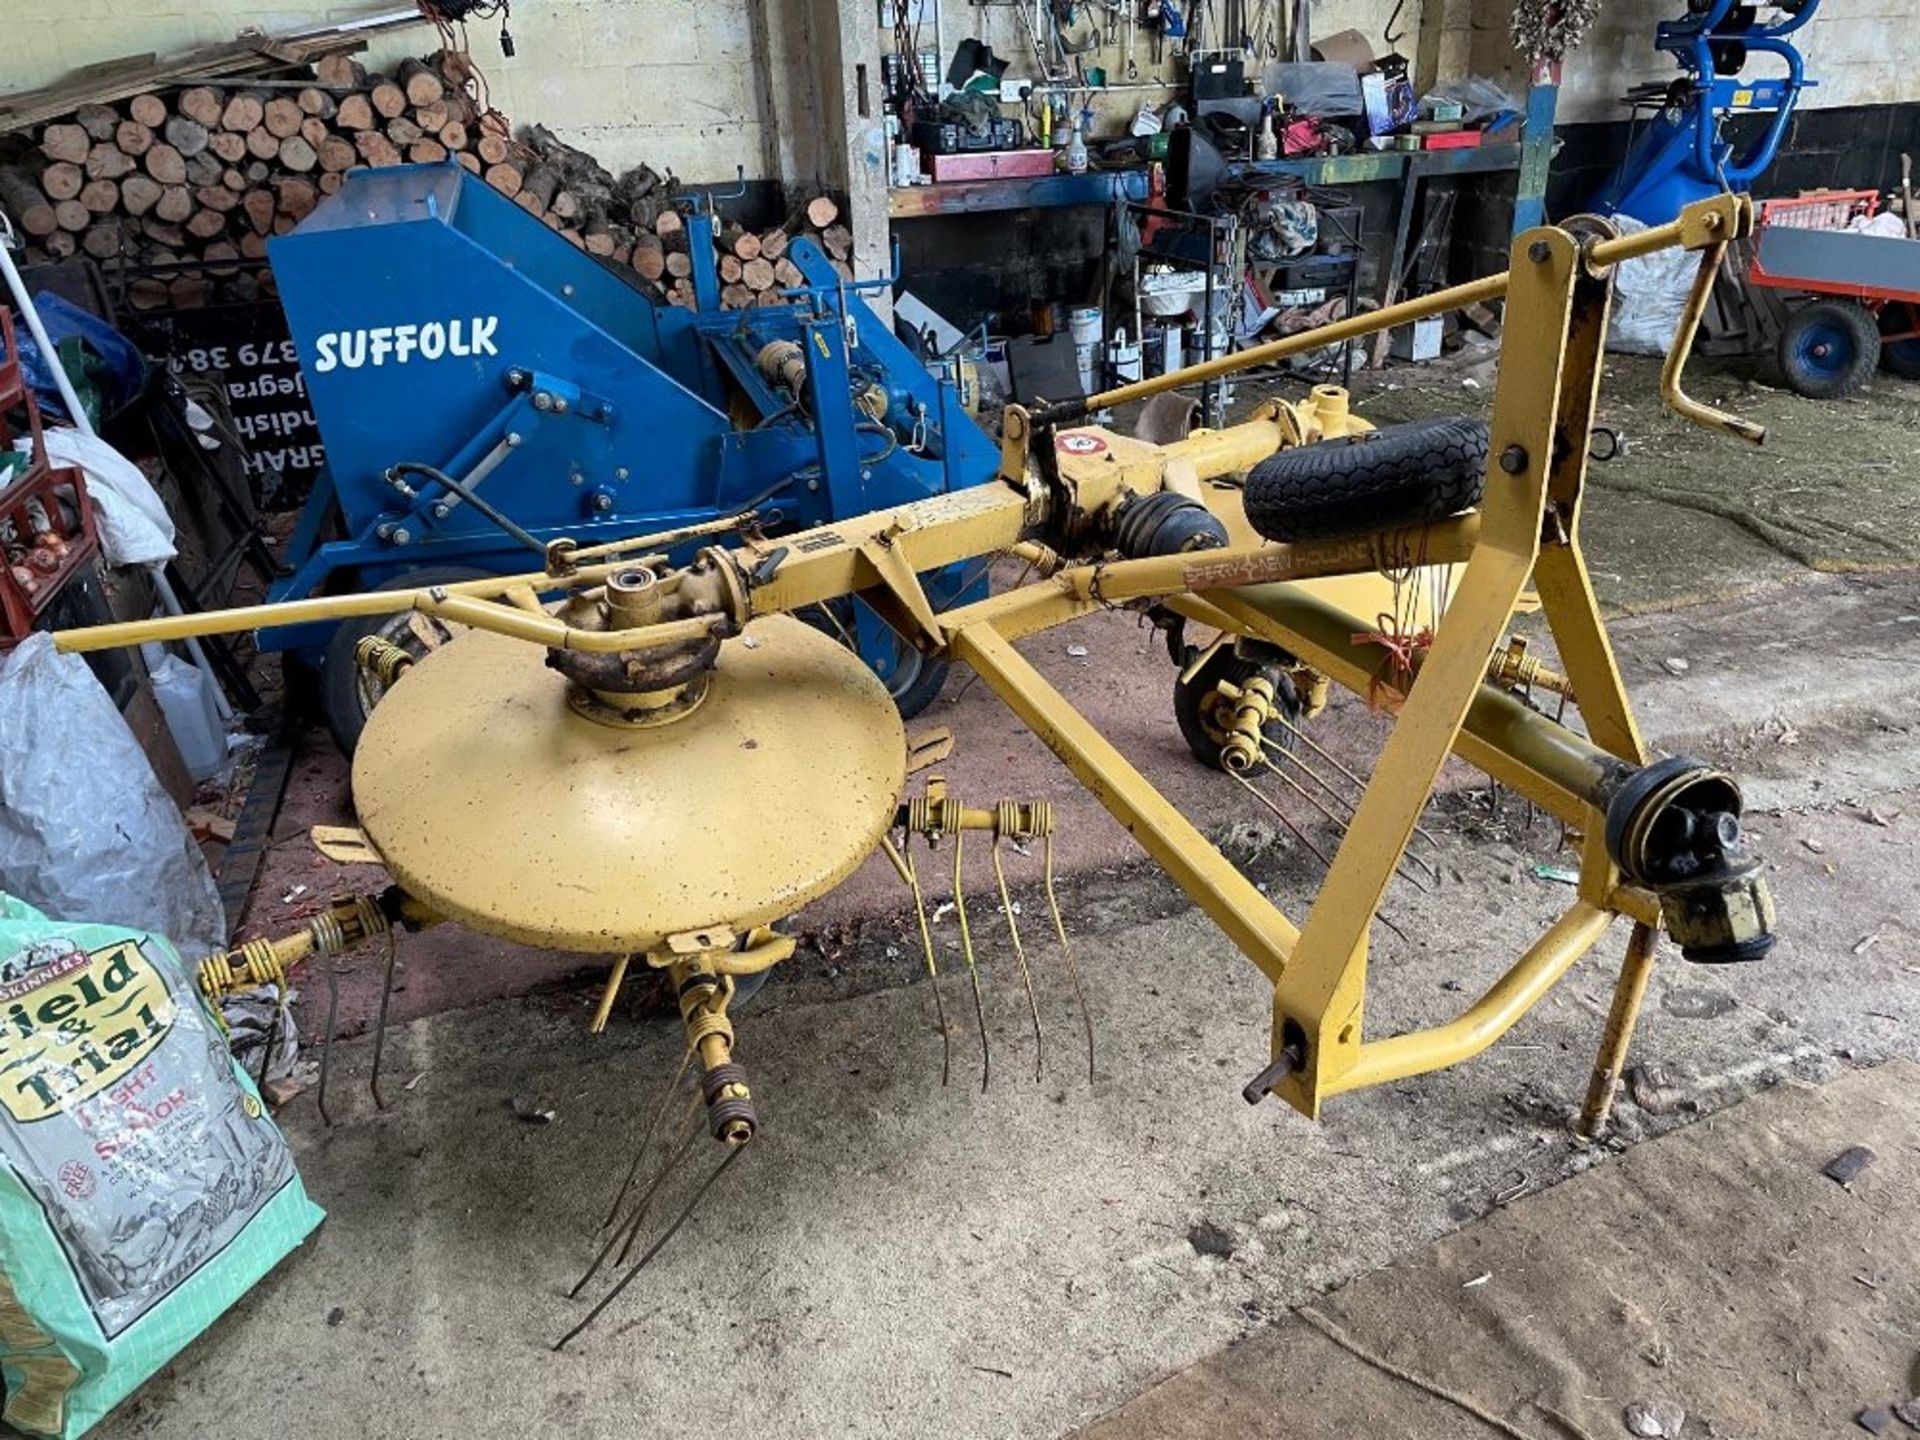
(1066, 111, 1089, 174)
(142, 642, 227, 782)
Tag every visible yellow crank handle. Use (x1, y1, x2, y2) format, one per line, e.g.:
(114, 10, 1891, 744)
(1659, 238, 1768, 447)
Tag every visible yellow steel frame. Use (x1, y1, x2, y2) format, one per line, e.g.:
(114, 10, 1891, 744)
(51, 197, 1758, 1128)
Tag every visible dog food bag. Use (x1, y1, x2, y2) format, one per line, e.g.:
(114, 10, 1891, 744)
(0, 894, 323, 1438)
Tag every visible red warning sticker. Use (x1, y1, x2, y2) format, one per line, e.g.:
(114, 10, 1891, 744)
(1056, 433, 1108, 456)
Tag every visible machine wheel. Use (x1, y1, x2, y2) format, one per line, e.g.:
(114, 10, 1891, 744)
(1779, 299, 1880, 399)
(1174, 644, 1299, 772)
(1879, 306, 1920, 380)
(801, 600, 950, 719)
(322, 565, 493, 757)
(1242, 417, 1488, 543)
(886, 647, 952, 720)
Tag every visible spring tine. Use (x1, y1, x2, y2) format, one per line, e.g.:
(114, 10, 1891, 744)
(951, 830, 991, 1093)
(1043, 834, 1095, 1084)
(881, 833, 952, 1086)
(255, 984, 281, 1089)
(553, 1139, 749, 1351)
(1259, 736, 1443, 885)
(1228, 768, 1410, 944)
(1255, 756, 1432, 893)
(610, 1096, 705, 1270)
(600, 1047, 694, 1231)
(572, 1094, 702, 1297)
(316, 958, 340, 1128)
(1227, 765, 1335, 871)
(990, 839, 1045, 1083)
(369, 926, 400, 1110)
(1259, 732, 1360, 817)
(1269, 711, 1445, 858)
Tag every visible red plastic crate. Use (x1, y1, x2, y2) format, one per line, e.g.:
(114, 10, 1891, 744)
(0, 309, 98, 648)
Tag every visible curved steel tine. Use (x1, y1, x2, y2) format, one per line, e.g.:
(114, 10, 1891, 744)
(370, 926, 399, 1110)
(609, 1098, 704, 1270)
(1227, 768, 1410, 944)
(1043, 834, 1095, 1084)
(316, 960, 340, 1128)
(554, 1138, 749, 1351)
(599, 1046, 694, 1231)
(990, 839, 1044, 1082)
(571, 1093, 702, 1297)
(881, 832, 952, 1086)
(951, 831, 991, 1093)
(255, 985, 281, 1089)
(1255, 756, 1433, 893)
(1227, 765, 1334, 870)
(1269, 711, 1446, 858)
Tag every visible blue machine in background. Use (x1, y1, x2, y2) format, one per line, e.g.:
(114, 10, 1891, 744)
(1597, 0, 1821, 227)
(263, 164, 998, 746)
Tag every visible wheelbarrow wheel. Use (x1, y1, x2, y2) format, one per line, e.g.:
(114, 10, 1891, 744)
(1174, 643, 1300, 772)
(1241, 417, 1488, 543)
(1779, 299, 1879, 399)
(323, 565, 493, 757)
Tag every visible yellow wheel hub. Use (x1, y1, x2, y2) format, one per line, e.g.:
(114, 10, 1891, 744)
(352, 614, 907, 953)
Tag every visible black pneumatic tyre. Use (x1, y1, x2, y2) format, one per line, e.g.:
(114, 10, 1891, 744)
(1243, 417, 1489, 544)
(1174, 645, 1299, 772)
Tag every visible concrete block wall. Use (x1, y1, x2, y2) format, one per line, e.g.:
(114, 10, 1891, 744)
(3, 1, 809, 184)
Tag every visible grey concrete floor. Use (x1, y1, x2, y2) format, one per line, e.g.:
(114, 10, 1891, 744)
(91, 562, 1920, 1440)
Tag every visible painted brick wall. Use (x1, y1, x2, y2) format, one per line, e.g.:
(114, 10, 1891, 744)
(3, 1, 791, 183)
(1550, 0, 1920, 124)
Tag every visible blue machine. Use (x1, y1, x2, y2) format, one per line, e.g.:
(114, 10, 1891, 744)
(1597, 0, 1821, 227)
(262, 164, 997, 732)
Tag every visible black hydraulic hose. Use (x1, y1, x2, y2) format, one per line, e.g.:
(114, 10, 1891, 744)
(386, 461, 547, 556)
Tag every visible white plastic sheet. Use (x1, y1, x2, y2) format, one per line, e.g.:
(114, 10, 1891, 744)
(1606, 214, 1696, 356)
(13, 427, 176, 567)
(0, 635, 222, 958)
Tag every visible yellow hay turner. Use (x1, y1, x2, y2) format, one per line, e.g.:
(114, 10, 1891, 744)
(57, 194, 1777, 1342)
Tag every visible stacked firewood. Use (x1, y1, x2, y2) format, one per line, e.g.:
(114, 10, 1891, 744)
(0, 50, 850, 313)
(507, 127, 854, 310)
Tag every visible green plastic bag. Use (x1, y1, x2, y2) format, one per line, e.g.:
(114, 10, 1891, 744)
(0, 894, 323, 1437)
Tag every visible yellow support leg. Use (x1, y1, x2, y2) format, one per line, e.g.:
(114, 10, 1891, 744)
(1576, 921, 1660, 1139)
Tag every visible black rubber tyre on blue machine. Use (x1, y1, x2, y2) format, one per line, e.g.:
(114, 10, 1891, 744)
(322, 565, 494, 757)
(1242, 417, 1490, 543)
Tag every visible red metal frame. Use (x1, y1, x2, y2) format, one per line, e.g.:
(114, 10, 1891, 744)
(0, 309, 99, 648)
(1749, 189, 1920, 309)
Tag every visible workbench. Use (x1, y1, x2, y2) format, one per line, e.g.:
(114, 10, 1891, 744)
(887, 168, 1151, 219)
(888, 142, 1529, 309)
